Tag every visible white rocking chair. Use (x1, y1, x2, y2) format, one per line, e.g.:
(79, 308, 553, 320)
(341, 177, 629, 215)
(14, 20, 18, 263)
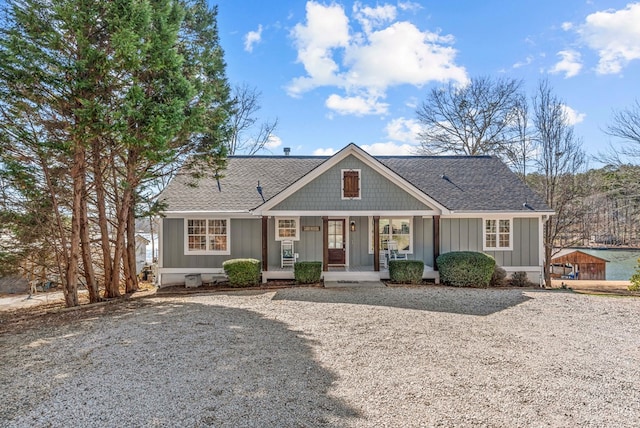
(387, 240, 407, 261)
(281, 240, 295, 268)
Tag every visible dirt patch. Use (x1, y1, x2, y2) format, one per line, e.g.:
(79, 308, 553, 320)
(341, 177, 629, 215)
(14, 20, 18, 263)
(551, 279, 639, 296)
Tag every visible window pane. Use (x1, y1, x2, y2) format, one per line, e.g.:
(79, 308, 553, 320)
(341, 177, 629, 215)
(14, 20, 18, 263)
(188, 235, 206, 251)
(485, 220, 496, 233)
(499, 233, 510, 247)
(210, 236, 227, 251)
(188, 219, 206, 235)
(499, 220, 510, 233)
(486, 235, 497, 248)
(392, 235, 410, 251)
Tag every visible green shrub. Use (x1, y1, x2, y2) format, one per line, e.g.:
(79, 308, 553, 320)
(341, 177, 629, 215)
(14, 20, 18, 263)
(436, 251, 495, 287)
(294, 261, 322, 284)
(389, 260, 424, 284)
(510, 271, 530, 287)
(629, 258, 640, 291)
(222, 258, 261, 287)
(490, 266, 507, 287)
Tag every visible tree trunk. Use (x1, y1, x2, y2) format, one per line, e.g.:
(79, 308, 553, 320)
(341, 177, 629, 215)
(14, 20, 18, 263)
(80, 181, 100, 303)
(107, 185, 130, 298)
(92, 141, 113, 292)
(125, 197, 139, 293)
(64, 146, 85, 307)
(543, 217, 553, 288)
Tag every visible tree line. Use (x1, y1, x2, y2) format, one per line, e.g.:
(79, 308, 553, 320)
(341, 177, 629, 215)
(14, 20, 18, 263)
(0, 0, 234, 306)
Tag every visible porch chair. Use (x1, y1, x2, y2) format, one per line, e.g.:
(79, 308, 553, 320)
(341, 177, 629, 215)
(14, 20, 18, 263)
(281, 240, 295, 268)
(387, 240, 407, 261)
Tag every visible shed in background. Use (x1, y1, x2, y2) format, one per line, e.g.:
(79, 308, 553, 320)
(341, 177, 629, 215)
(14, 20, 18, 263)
(550, 250, 608, 280)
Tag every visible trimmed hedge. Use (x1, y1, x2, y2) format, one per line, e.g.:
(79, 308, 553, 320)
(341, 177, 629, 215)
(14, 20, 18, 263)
(436, 251, 495, 287)
(294, 261, 322, 284)
(388, 260, 424, 284)
(510, 271, 530, 287)
(490, 266, 508, 287)
(222, 258, 261, 287)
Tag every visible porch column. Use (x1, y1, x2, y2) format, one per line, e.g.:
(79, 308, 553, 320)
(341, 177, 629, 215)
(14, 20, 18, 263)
(433, 215, 440, 270)
(373, 216, 380, 272)
(322, 216, 328, 271)
(261, 216, 268, 271)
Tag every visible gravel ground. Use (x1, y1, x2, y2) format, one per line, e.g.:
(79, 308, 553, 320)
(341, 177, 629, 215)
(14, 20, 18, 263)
(1, 286, 639, 427)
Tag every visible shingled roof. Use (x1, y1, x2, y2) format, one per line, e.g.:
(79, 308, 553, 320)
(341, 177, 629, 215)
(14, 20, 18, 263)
(159, 150, 551, 214)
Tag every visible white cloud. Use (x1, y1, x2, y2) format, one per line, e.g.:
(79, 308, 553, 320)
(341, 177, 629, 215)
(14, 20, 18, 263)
(244, 25, 263, 53)
(288, 2, 349, 96)
(361, 142, 416, 155)
(353, 2, 397, 34)
(264, 134, 282, 149)
(576, 3, 640, 74)
(287, 1, 467, 115)
(325, 93, 389, 116)
(384, 117, 421, 144)
(562, 104, 586, 125)
(397, 1, 423, 12)
(550, 50, 583, 78)
(513, 55, 534, 69)
(313, 147, 336, 156)
(343, 21, 467, 89)
(561, 22, 573, 31)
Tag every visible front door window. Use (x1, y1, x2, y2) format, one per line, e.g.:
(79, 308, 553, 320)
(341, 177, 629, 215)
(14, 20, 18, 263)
(327, 219, 346, 264)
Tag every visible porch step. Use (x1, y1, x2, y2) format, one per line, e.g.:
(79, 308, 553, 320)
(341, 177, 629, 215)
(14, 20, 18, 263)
(324, 281, 386, 288)
(323, 271, 381, 282)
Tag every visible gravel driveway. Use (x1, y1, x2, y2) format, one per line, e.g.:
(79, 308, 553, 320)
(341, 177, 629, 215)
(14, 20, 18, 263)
(1, 286, 639, 427)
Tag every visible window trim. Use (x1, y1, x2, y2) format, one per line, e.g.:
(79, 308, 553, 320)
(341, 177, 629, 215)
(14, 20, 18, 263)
(341, 169, 361, 200)
(184, 218, 230, 255)
(483, 217, 513, 251)
(368, 216, 413, 254)
(275, 216, 300, 241)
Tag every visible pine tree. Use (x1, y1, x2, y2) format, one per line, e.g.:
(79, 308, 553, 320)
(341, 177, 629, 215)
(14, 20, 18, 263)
(0, 0, 231, 305)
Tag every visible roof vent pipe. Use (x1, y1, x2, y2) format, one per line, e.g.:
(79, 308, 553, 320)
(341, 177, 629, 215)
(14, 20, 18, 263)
(283, 147, 291, 156)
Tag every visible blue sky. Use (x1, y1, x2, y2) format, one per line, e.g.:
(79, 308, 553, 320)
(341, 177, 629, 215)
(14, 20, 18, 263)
(214, 0, 640, 161)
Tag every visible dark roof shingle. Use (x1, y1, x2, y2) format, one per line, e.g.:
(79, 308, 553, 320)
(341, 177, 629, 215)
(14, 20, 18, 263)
(159, 154, 551, 213)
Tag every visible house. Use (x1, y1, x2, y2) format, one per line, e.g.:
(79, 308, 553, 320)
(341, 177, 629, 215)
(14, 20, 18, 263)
(157, 143, 553, 286)
(135, 234, 151, 275)
(550, 249, 608, 280)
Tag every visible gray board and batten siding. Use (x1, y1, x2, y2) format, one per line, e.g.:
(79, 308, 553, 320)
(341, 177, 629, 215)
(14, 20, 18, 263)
(162, 218, 262, 269)
(163, 215, 439, 270)
(272, 155, 434, 212)
(441, 217, 540, 266)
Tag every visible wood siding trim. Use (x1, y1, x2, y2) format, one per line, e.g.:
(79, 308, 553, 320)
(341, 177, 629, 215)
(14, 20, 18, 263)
(322, 216, 328, 271)
(342, 170, 360, 198)
(262, 216, 268, 271)
(373, 216, 380, 272)
(433, 215, 440, 270)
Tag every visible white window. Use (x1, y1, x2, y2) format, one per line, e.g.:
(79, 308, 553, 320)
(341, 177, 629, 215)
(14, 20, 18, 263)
(368, 217, 413, 254)
(275, 217, 299, 241)
(341, 169, 361, 199)
(483, 218, 512, 251)
(184, 218, 230, 255)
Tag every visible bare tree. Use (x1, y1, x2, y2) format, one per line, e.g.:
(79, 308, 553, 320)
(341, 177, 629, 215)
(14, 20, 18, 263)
(504, 94, 537, 179)
(530, 79, 586, 287)
(606, 99, 640, 157)
(416, 76, 523, 156)
(228, 83, 279, 155)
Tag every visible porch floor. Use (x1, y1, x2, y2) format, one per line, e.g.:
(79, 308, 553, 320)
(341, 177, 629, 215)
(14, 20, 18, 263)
(261, 265, 439, 284)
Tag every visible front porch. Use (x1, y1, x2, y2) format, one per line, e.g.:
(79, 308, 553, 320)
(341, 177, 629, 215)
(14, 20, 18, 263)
(261, 264, 440, 284)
